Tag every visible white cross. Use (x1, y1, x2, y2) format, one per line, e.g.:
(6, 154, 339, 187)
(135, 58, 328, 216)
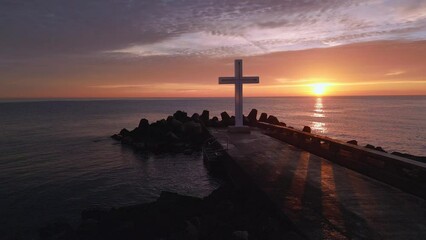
(219, 59, 259, 127)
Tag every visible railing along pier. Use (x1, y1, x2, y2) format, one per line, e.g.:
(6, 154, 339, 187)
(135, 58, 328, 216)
(257, 122, 426, 199)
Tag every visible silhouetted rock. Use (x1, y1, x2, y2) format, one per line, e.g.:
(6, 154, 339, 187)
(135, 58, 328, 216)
(259, 113, 268, 122)
(111, 134, 121, 141)
(210, 116, 220, 127)
(279, 122, 287, 127)
(173, 110, 188, 122)
(375, 146, 386, 152)
(266, 115, 280, 125)
(347, 140, 358, 145)
(138, 118, 149, 129)
(113, 111, 212, 154)
(191, 113, 200, 122)
(302, 126, 312, 133)
(119, 128, 131, 137)
(247, 109, 258, 124)
(221, 112, 231, 126)
(365, 144, 375, 149)
(200, 110, 209, 125)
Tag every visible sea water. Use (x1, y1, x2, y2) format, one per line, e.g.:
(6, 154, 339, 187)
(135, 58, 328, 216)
(0, 96, 425, 238)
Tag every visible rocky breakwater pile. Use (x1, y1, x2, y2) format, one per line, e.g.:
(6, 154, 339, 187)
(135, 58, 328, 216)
(39, 184, 301, 240)
(111, 110, 213, 154)
(110, 109, 284, 154)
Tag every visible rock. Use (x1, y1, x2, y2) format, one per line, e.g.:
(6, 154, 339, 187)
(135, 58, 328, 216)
(365, 144, 375, 149)
(138, 118, 149, 129)
(191, 113, 200, 122)
(259, 113, 268, 122)
(173, 110, 188, 122)
(375, 146, 386, 152)
(119, 128, 131, 137)
(247, 109, 258, 123)
(279, 122, 287, 127)
(221, 112, 231, 126)
(347, 140, 358, 145)
(302, 126, 312, 133)
(210, 117, 220, 127)
(200, 110, 210, 125)
(111, 134, 122, 141)
(266, 115, 280, 125)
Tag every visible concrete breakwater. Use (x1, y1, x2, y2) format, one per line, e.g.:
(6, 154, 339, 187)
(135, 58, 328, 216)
(241, 109, 426, 199)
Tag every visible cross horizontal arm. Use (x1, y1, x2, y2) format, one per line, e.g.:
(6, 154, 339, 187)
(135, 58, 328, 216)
(240, 77, 259, 84)
(218, 77, 237, 84)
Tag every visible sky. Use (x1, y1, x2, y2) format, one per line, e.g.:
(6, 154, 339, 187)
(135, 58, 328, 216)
(0, 0, 425, 98)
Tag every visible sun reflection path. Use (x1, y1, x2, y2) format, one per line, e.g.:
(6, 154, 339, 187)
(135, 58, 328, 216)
(311, 98, 327, 134)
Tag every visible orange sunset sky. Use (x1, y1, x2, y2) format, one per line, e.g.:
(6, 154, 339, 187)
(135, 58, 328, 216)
(1, 1, 425, 99)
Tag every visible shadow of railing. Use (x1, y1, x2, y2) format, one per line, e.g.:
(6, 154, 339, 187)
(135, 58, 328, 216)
(257, 122, 426, 199)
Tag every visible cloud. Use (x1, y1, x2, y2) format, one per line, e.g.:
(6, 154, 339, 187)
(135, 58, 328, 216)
(103, 0, 426, 58)
(385, 70, 405, 76)
(1, 0, 425, 60)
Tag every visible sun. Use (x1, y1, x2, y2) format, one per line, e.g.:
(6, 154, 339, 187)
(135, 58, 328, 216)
(312, 83, 328, 96)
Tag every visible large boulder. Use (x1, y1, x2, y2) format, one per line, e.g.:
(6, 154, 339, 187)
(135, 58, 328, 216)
(247, 109, 258, 124)
(191, 113, 200, 122)
(302, 126, 311, 133)
(365, 144, 375, 149)
(259, 113, 268, 122)
(119, 128, 131, 137)
(221, 112, 232, 126)
(210, 117, 220, 127)
(200, 110, 209, 125)
(173, 110, 188, 123)
(138, 118, 149, 129)
(266, 115, 280, 125)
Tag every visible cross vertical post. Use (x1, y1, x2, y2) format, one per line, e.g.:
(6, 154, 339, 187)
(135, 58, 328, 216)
(235, 60, 243, 127)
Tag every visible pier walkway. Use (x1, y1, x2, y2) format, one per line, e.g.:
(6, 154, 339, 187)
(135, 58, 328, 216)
(210, 128, 426, 239)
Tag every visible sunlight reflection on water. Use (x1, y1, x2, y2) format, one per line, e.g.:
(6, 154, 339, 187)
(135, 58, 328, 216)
(311, 98, 327, 133)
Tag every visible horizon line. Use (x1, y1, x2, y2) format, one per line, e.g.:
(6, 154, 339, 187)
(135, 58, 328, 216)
(1, 94, 425, 102)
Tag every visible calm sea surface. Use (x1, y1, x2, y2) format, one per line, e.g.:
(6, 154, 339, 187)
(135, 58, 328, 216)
(0, 96, 425, 238)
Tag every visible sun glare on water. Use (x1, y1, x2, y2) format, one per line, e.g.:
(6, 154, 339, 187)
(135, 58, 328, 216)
(312, 83, 328, 96)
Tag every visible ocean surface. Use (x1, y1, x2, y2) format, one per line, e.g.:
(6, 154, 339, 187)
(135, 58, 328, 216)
(0, 96, 425, 238)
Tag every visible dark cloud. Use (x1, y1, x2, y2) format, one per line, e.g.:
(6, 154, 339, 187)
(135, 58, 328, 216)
(0, 0, 350, 59)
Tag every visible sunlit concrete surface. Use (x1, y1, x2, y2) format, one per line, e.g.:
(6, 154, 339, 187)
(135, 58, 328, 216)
(211, 128, 426, 240)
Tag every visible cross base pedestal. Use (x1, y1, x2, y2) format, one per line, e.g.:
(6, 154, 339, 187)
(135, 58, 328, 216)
(228, 126, 251, 134)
